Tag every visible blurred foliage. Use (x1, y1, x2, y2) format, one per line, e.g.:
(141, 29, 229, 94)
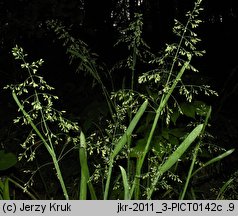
(0, 0, 237, 49)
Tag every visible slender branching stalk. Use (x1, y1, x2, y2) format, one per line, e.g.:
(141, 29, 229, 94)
(12, 91, 69, 199)
(179, 106, 212, 200)
(103, 99, 148, 200)
(131, 57, 191, 199)
(5, 46, 81, 199)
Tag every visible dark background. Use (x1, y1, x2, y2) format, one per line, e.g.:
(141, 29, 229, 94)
(1, 0, 238, 182)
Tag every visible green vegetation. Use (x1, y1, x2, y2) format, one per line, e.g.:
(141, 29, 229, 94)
(1, 0, 235, 200)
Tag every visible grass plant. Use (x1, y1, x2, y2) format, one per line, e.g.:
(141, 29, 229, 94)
(2, 0, 235, 200)
(4, 46, 80, 199)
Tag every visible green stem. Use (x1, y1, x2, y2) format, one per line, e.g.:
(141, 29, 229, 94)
(12, 91, 69, 200)
(180, 106, 211, 200)
(104, 161, 113, 200)
(127, 44, 137, 183)
(165, 4, 198, 86)
(52, 156, 69, 200)
(103, 100, 148, 200)
(8, 178, 38, 200)
(179, 143, 200, 200)
(130, 58, 191, 199)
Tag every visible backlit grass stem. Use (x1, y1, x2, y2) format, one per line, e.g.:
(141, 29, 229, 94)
(130, 57, 191, 199)
(103, 99, 148, 200)
(12, 91, 69, 200)
(147, 123, 203, 199)
(180, 106, 211, 200)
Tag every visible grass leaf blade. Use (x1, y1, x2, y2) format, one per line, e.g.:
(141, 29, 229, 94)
(104, 100, 148, 200)
(112, 100, 148, 159)
(79, 131, 97, 200)
(191, 148, 235, 178)
(148, 123, 203, 199)
(119, 166, 130, 200)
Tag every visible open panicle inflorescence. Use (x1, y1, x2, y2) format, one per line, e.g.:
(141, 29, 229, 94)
(4, 46, 80, 198)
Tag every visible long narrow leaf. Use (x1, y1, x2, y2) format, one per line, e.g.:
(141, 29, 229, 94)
(0, 178, 10, 200)
(79, 131, 88, 200)
(191, 148, 235, 178)
(104, 100, 148, 200)
(112, 100, 148, 159)
(0, 181, 3, 199)
(119, 166, 130, 200)
(180, 106, 212, 200)
(147, 123, 203, 199)
(79, 131, 97, 200)
(3, 178, 10, 200)
(216, 177, 234, 200)
(131, 58, 191, 199)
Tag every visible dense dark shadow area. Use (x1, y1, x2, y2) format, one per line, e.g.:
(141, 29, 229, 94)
(0, 0, 238, 199)
(201, 2, 238, 175)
